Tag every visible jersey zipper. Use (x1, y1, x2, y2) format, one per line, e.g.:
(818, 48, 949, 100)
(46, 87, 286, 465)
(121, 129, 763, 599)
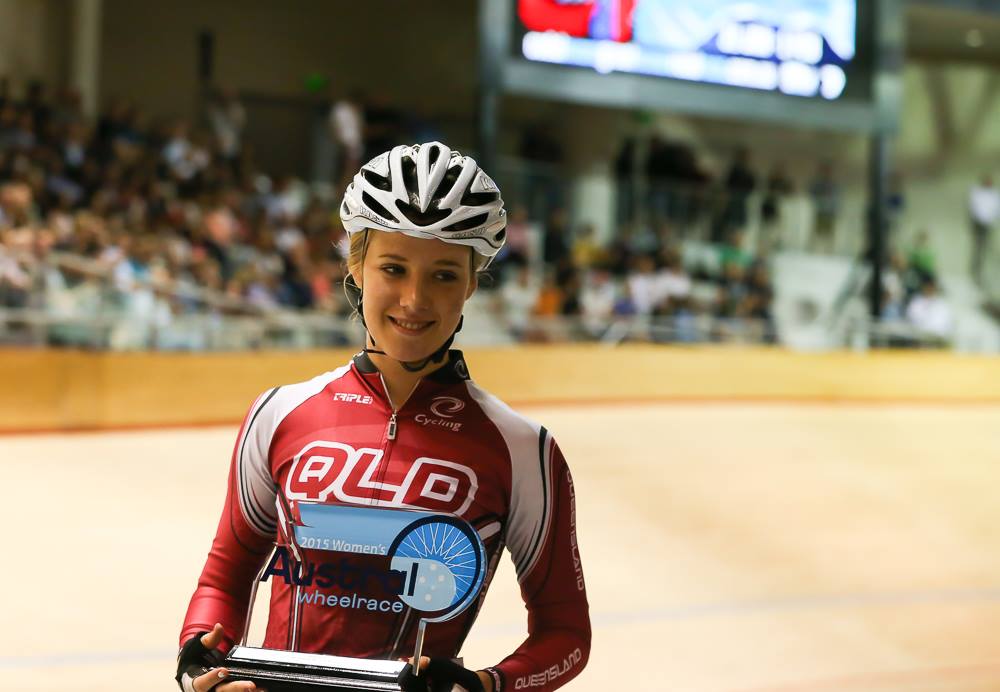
(373, 373, 400, 502)
(379, 373, 399, 440)
(377, 373, 410, 653)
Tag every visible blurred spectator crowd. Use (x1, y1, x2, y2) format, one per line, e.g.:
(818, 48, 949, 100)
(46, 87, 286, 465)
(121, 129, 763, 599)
(0, 79, 360, 347)
(6, 78, 968, 350)
(0, 79, 782, 349)
(488, 206, 775, 344)
(876, 231, 953, 346)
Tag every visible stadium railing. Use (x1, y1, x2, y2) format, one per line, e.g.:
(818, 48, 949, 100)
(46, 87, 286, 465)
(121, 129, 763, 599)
(0, 244, 965, 352)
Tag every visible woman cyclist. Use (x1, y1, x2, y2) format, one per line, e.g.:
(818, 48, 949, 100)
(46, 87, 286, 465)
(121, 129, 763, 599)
(176, 142, 591, 692)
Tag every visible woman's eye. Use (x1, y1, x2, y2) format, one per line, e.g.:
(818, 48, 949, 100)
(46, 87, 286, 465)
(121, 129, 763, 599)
(436, 271, 458, 282)
(380, 264, 404, 275)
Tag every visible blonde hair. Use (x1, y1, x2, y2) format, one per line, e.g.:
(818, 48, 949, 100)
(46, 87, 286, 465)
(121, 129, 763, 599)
(347, 230, 371, 282)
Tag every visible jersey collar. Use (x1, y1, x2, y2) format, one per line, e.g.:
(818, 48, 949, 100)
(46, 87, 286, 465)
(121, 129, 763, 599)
(352, 349, 471, 385)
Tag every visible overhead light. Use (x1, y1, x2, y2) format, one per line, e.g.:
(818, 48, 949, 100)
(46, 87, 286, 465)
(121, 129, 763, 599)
(966, 28, 984, 48)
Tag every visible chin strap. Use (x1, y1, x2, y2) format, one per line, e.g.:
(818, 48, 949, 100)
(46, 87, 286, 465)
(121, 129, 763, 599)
(396, 315, 462, 372)
(346, 276, 462, 372)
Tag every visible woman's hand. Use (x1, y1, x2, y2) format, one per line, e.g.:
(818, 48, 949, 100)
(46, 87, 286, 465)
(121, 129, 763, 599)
(179, 623, 264, 692)
(398, 655, 492, 692)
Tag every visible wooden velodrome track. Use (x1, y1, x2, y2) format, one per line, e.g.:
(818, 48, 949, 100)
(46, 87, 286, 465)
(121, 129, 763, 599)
(3, 347, 1000, 691)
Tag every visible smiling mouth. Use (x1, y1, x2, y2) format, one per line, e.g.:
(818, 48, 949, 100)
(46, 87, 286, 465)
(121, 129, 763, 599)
(388, 316, 435, 334)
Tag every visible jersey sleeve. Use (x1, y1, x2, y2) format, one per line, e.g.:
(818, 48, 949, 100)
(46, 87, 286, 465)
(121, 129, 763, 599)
(489, 431, 591, 691)
(179, 389, 280, 649)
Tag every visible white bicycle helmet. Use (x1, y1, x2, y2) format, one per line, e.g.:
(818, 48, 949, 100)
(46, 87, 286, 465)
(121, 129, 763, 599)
(339, 141, 506, 266)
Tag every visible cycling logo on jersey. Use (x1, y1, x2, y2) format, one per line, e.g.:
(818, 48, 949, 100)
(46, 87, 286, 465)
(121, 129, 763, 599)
(416, 396, 464, 432)
(430, 396, 464, 417)
(285, 440, 478, 515)
(333, 392, 373, 405)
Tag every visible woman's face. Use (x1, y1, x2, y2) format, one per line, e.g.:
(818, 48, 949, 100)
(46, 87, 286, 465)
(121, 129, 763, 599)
(354, 231, 477, 363)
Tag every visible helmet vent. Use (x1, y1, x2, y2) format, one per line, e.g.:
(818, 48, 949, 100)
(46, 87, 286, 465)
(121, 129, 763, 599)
(445, 212, 489, 233)
(395, 199, 451, 226)
(435, 166, 462, 201)
(362, 191, 399, 223)
(461, 189, 500, 206)
(401, 156, 418, 196)
(362, 169, 393, 191)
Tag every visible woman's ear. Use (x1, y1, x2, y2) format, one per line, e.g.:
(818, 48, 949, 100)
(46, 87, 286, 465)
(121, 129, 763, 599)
(466, 271, 479, 300)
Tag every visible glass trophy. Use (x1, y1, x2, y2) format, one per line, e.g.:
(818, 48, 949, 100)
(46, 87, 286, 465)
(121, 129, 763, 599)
(222, 495, 488, 691)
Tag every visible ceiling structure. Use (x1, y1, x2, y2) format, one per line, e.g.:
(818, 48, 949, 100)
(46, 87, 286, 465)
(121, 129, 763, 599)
(908, 0, 1000, 63)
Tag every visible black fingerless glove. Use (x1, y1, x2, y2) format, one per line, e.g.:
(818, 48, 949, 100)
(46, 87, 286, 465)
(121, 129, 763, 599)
(397, 658, 486, 692)
(175, 632, 224, 692)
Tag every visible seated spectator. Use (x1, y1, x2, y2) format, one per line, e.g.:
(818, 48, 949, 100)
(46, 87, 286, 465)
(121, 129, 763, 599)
(162, 120, 209, 193)
(745, 261, 775, 342)
(495, 204, 534, 271)
(718, 229, 752, 270)
(572, 222, 606, 269)
(533, 268, 563, 318)
(579, 267, 616, 339)
(529, 268, 567, 342)
(309, 248, 348, 316)
(626, 254, 659, 315)
(625, 221, 660, 258)
(0, 181, 37, 228)
(61, 120, 89, 172)
(655, 246, 691, 304)
(717, 261, 751, 317)
(559, 269, 582, 320)
(880, 252, 907, 320)
(652, 294, 699, 343)
(3, 110, 37, 152)
(277, 243, 315, 309)
(273, 212, 306, 255)
(669, 295, 699, 343)
(906, 279, 952, 342)
(500, 264, 540, 340)
(907, 229, 936, 283)
(239, 265, 277, 311)
(542, 206, 571, 269)
(0, 227, 32, 307)
(613, 280, 637, 317)
(605, 229, 632, 278)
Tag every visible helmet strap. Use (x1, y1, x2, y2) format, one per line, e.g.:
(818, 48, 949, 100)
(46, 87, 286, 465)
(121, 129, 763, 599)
(345, 274, 387, 357)
(398, 315, 463, 372)
(350, 276, 462, 372)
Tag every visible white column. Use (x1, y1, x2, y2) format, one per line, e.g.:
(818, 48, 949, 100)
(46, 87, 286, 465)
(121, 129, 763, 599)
(572, 167, 616, 246)
(71, 0, 102, 118)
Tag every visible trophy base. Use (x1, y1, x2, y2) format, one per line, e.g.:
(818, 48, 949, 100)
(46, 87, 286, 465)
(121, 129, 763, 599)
(223, 645, 404, 691)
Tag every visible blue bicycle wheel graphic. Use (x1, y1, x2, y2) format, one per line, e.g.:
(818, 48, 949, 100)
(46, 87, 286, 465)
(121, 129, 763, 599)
(388, 516, 485, 622)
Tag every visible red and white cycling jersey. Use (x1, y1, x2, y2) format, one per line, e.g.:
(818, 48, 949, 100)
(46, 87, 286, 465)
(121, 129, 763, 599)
(181, 351, 590, 691)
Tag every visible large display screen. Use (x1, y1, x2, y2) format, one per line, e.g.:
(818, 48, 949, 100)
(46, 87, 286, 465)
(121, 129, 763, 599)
(517, 0, 860, 100)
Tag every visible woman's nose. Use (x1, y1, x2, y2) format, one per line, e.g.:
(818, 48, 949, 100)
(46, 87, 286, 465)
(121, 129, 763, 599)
(399, 275, 430, 310)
